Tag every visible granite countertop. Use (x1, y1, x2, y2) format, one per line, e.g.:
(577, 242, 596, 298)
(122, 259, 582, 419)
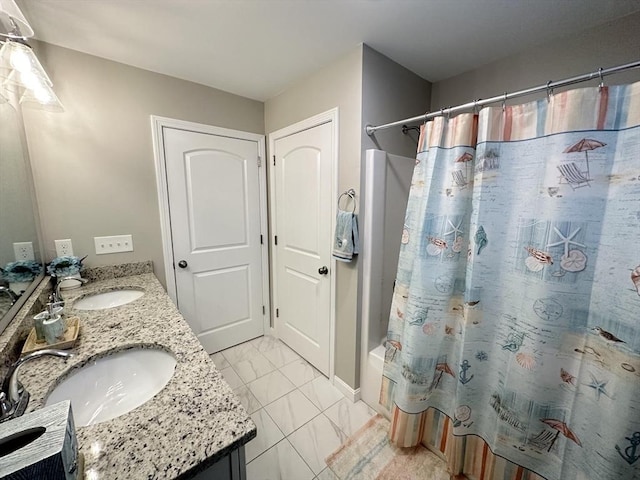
(17, 270, 256, 479)
(0, 295, 11, 320)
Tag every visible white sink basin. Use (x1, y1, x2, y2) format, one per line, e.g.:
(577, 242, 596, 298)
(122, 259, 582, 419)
(73, 289, 144, 310)
(45, 348, 177, 427)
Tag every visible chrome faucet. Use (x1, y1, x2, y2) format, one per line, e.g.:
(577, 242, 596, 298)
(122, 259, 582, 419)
(0, 349, 73, 423)
(0, 285, 19, 305)
(50, 276, 88, 306)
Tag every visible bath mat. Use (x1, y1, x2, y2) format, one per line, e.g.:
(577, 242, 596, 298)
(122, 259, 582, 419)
(325, 414, 451, 480)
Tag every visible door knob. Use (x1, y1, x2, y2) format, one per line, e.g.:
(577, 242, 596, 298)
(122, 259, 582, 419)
(318, 266, 328, 275)
(178, 260, 188, 269)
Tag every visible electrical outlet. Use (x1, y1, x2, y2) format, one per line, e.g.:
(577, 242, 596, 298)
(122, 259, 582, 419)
(94, 235, 133, 255)
(13, 242, 35, 261)
(55, 239, 74, 257)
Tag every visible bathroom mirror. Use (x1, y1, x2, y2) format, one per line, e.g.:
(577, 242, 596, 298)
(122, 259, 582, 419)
(0, 96, 44, 333)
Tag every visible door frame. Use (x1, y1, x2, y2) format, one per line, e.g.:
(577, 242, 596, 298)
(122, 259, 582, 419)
(150, 115, 271, 334)
(267, 108, 338, 380)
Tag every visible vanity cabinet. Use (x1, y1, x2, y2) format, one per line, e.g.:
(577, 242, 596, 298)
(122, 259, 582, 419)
(191, 447, 246, 480)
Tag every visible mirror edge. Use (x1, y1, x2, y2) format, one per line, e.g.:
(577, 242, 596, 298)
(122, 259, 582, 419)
(0, 272, 45, 333)
(0, 95, 46, 334)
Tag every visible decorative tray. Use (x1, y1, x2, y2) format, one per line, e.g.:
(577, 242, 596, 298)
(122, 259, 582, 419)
(21, 317, 80, 356)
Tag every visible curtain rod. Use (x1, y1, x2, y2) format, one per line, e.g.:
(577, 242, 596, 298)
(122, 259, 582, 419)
(365, 60, 640, 136)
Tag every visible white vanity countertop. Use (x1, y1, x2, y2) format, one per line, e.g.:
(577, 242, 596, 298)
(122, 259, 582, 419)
(18, 271, 256, 479)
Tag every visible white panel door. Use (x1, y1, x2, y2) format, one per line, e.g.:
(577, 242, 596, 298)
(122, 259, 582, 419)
(164, 127, 264, 353)
(273, 121, 333, 375)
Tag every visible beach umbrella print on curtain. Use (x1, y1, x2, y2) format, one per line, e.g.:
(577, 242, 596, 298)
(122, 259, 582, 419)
(563, 138, 606, 180)
(455, 151, 474, 183)
(433, 362, 455, 388)
(540, 418, 582, 452)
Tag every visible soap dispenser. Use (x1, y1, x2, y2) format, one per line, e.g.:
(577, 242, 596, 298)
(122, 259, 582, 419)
(47, 302, 65, 329)
(33, 303, 64, 345)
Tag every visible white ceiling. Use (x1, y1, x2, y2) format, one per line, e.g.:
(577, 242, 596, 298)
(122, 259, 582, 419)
(16, 0, 640, 101)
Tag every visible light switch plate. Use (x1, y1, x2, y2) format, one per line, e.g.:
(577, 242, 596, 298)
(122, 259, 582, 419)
(13, 242, 35, 261)
(94, 235, 133, 255)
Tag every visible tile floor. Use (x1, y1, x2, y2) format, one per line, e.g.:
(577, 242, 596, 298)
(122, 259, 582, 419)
(210, 335, 377, 480)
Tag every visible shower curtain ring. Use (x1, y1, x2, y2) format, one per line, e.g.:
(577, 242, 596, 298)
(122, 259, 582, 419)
(546, 81, 554, 102)
(598, 67, 605, 89)
(502, 93, 507, 112)
(447, 107, 452, 120)
(473, 99, 481, 114)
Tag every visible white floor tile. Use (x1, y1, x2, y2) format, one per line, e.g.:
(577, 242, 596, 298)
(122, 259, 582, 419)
(221, 342, 261, 365)
(209, 351, 230, 369)
(288, 414, 346, 474)
(324, 398, 376, 436)
(233, 385, 262, 414)
(233, 352, 277, 383)
(279, 358, 322, 387)
(299, 376, 345, 411)
(246, 408, 285, 462)
(262, 343, 301, 368)
(247, 370, 296, 406)
(220, 337, 378, 480)
(246, 439, 315, 480)
(315, 468, 339, 480)
(264, 390, 320, 435)
(219, 366, 244, 390)
(250, 335, 282, 353)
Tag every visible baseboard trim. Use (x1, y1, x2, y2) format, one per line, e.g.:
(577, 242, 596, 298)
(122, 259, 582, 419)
(333, 375, 361, 402)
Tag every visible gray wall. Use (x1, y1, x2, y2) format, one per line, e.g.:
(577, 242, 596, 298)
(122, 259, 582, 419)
(359, 45, 431, 368)
(265, 46, 363, 388)
(361, 45, 431, 158)
(431, 12, 640, 110)
(23, 42, 264, 287)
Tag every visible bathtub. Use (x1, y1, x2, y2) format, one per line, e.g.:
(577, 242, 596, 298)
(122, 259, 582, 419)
(359, 149, 413, 415)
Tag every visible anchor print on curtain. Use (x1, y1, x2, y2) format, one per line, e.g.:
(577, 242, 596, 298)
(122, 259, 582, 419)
(381, 82, 640, 480)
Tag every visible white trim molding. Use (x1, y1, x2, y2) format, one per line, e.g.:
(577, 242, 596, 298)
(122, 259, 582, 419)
(333, 375, 362, 403)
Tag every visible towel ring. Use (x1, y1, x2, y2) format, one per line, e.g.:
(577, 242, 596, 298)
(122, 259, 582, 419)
(338, 189, 356, 213)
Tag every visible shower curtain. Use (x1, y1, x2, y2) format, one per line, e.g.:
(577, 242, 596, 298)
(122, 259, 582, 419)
(380, 82, 640, 480)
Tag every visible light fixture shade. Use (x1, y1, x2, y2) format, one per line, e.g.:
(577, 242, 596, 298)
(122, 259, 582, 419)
(0, 40, 63, 112)
(20, 82, 64, 112)
(0, 41, 52, 85)
(0, 0, 34, 38)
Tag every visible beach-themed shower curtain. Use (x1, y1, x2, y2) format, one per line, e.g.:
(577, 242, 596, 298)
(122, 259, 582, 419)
(381, 82, 640, 480)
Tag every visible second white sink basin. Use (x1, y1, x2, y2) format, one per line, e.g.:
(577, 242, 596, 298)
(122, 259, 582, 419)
(45, 347, 177, 427)
(73, 289, 144, 310)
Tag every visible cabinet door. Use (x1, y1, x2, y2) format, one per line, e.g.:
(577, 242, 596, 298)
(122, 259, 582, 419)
(190, 446, 246, 480)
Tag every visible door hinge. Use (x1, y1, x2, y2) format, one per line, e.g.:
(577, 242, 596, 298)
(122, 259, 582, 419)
(274, 235, 278, 245)
(257, 156, 261, 167)
(260, 234, 263, 245)
(272, 155, 276, 166)
(276, 308, 279, 318)
(262, 305, 265, 315)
